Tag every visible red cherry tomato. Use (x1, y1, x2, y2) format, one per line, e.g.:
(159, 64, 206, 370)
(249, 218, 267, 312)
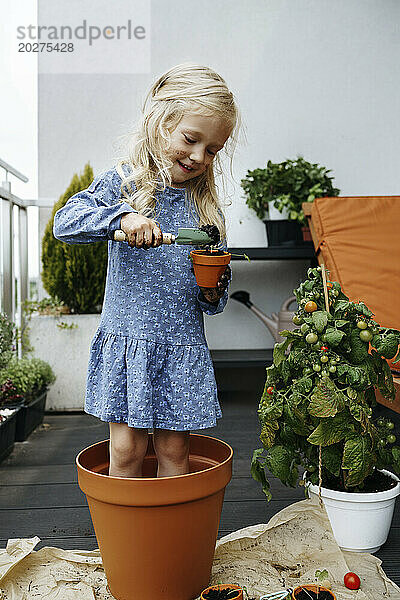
(320, 345, 329, 352)
(344, 572, 361, 590)
(304, 300, 318, 313)
(266, 386, 274, 395)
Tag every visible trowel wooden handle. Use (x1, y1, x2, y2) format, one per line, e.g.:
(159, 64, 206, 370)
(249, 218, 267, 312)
(114, 230, 175, 244)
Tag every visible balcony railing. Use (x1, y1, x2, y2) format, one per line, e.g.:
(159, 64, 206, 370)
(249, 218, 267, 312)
(0, 158, 29, 355)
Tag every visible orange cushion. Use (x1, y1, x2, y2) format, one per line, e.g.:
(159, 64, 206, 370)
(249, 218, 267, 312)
(311, 196, 400, 372)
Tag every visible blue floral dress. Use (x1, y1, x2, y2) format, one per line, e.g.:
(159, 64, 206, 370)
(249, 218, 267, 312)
(53, 165, 231, 430)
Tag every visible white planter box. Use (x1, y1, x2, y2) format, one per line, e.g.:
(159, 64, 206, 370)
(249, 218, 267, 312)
(307, 469, 400, 553)
(268, 200, 290, 220)
(28, 314, 101, 411)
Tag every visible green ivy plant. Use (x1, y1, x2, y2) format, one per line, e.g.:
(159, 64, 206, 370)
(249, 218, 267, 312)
(251, 267, 400, 499)
(241, 156, 340, 226)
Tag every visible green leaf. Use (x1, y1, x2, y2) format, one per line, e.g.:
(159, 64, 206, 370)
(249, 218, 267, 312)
(278, 360, 291, 385)
(259, 420, 279, 448)
(336, 364, 370, 389)
(265, 445, 297, 486)
(335, 320, 349, 328)
(348, 401, 363, 422)
(273, 337, 290, 367)
(324, 327, 345, 346)
(259, 393, 284, 421)
(284, 402, 310, 435)
(391, 447, 400, 476)
(251, 448, 272, 500)
(312, 310, 329, 333)
(347, 328, 370, 364)
(308, 377, 345, 418)
(342, 436, 374, 487)
(307, 411, 354, 446)
(374, 333, 399, 359)
(293, 376, 313, 395)
(333, 299, 351, 315)
(380, 359, 396, 400)
(356, 301, 373, 318)
(321, 444, 342, 477)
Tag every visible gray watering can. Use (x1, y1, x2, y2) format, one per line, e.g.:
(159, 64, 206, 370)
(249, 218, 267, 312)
(230, 291, 298, 343)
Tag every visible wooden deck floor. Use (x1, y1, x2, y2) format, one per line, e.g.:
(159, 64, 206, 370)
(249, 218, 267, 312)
(0, 390, 399, 585)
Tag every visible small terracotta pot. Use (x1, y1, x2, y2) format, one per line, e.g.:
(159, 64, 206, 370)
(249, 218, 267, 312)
(201, 583, 243, 599)
(292, 584, 336, 599)
(76, 433, 233, 600)
(301, 226, 312, 242)
(191, 250, 231, 288)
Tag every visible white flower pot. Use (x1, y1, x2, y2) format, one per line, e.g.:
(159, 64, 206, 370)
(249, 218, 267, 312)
(268, 200, 290, 220)
(28, 314, 101, 411)
(306, 469, 400, 553)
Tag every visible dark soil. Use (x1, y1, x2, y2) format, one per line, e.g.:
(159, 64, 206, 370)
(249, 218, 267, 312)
(195, 250, 226, 256)
(295, 589, 334, 600)
(322, 469, 397, 493)
(202, 589, 241, 599)
(200, 224, 221, 246)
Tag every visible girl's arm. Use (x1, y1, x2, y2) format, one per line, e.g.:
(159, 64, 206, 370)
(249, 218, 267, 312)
(196, 236, 232, 316)
(53, 167, 138, 244)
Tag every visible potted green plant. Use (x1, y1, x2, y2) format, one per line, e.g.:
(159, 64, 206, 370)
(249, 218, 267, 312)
(0, 355, 55, 442)
(251, 266, 400, 553)
(200, 583, 243, 599)
(0, 380, 22, 462)
(0, 312, 22, 460)
(292, 585, 336, 600)
(241, 157, 340, 246)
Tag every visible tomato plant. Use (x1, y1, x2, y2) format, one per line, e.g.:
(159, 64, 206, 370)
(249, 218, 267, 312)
(344, 572, 360, 590)
(251, 265, 400, 503)
(266, 386, 274, 395)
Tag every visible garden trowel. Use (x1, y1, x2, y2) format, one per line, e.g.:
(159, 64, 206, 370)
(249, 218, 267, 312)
(113, 227, 213, 246)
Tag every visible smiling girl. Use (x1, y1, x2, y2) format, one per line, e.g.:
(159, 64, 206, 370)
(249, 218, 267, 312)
(53, 63, 241, 479)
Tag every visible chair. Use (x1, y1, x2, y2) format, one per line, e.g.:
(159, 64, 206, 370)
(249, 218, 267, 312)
(303, 196, 400, 412)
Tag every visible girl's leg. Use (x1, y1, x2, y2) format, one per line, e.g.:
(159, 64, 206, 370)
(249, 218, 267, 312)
(153, 428, 190, 477)
(108, 422, 149, 477)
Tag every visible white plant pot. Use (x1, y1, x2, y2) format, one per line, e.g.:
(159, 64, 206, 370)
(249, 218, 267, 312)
(306, 469, 400, 553)
(268, 200, 290, 220)
(28, 314, 101, 411)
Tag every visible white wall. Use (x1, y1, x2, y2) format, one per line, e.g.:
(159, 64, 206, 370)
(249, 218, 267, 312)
(38, 0, 400, 349)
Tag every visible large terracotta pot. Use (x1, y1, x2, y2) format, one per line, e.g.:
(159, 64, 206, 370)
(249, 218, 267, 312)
(190, 250, 231, 288)
(76, 433, 233, 600)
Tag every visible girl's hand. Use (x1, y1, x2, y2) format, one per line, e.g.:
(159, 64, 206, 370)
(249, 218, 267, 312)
(199, 265, 231, 304)
(120, 213, 163, 250)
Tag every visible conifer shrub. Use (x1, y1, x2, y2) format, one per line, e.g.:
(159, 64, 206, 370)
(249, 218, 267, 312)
(41, 163, 108, 313)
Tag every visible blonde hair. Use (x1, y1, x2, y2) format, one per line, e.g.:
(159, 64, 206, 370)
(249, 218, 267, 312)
(114, 63, 241, 245)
